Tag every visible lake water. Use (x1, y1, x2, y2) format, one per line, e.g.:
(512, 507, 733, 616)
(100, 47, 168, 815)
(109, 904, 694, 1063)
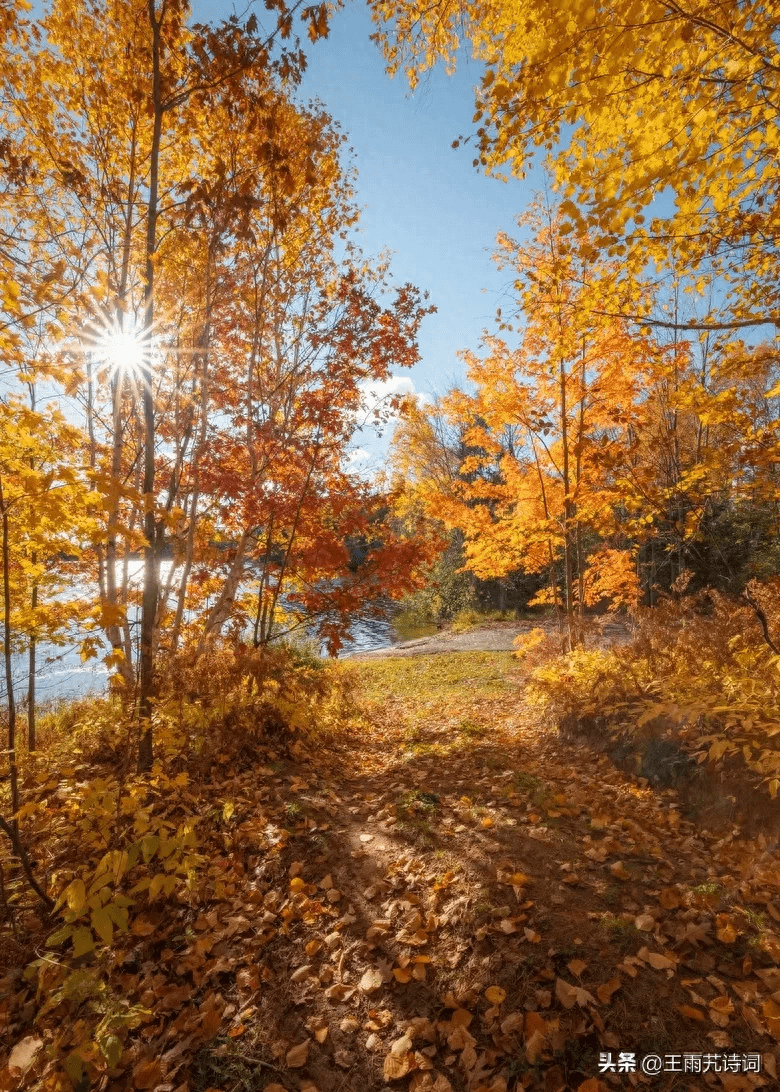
(2, 575, 433, 706)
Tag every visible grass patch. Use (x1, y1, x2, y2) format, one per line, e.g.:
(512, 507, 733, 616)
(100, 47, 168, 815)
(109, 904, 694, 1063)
(450, 608, 513, 633)
(601, 914, 641, 950)
(458, 718, 489, 740)
(354, 651, 515, 705)
(513, 770, 543, 794)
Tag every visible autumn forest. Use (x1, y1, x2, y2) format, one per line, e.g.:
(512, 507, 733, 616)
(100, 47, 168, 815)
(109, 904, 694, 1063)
(2, 2, 780, 1091)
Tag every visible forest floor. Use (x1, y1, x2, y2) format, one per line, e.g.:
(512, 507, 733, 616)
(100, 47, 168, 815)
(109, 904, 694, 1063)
(2, 650, 780, 1092)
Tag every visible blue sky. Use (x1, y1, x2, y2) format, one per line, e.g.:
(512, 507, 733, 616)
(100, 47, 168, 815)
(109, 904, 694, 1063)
(207, 1, 542, 469)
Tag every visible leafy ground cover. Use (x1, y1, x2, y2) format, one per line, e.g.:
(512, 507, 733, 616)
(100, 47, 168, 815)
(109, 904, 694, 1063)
(2, 650, 780, 1092)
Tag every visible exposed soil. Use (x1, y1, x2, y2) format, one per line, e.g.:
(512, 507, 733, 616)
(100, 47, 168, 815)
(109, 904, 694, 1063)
(346, 619, 632, 660)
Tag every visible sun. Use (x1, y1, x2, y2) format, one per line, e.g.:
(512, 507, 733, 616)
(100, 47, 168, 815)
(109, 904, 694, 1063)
(101, 328, 145, 374)
(84, 311, 148, 380)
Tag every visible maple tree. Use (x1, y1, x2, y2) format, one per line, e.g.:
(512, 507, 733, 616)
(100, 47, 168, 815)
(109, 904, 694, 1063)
(0, 0, 433, 771)
(394, 209, 652, 647)
(369, 0, 780, 335)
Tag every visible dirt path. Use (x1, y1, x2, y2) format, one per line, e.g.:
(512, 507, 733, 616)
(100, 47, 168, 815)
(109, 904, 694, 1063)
(182, 652, 780, 1092)
(346, 620, 631, 660)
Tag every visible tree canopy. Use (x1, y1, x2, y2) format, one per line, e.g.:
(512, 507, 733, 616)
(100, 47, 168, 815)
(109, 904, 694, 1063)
(369, 0, 780, 330)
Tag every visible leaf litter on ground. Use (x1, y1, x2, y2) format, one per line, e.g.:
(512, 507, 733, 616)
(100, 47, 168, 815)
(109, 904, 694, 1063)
(1, 651, 779, 1091)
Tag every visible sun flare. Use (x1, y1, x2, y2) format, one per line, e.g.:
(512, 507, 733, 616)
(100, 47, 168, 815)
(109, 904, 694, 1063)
(101, 329, 144, 374)
(84, 311, 148, 381)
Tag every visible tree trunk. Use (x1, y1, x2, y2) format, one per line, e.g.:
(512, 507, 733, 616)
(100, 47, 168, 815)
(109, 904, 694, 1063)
(138, 0, 164, 772)
(560, 358, 576, 650)
(0, 473, 19, 826)
(27, 576, 36, 752)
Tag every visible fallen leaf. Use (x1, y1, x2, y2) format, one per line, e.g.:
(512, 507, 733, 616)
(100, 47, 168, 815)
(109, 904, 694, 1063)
(451, 1008, 473, 1027)
(609, 861, 630, 880)
(659, 887, 680, 909)
(545, 1063, 567, 1092)
(647, 951, 676, 971)
(555, 977, 595, 1009)
(678, 1005, 706, 1021)
(286, 1039, 311, 1068)
(132, 1059, 163, 1089)
(8, 1037, 43, 1075)
(360, 968, 383, 994)
(567, 959, 587, 978)
(410, 1072, 453, 1092)
(635, 914, 654, 932)
(596, 978, 621, 1004)
(485, 985, 506, 1005)
(291, 964, 314, 983)
(502, 871, 532, 886)
(500, 1012, 524, 1035)
(383, 1033, 413, 1081)
(707, 1031, 732, 1049)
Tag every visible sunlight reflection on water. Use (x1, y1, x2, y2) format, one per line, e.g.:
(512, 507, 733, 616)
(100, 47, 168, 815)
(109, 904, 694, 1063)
(3, 577, 431, 705)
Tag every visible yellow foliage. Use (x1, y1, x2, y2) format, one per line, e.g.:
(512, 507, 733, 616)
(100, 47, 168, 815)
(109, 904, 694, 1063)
(528, 587, 780, 793)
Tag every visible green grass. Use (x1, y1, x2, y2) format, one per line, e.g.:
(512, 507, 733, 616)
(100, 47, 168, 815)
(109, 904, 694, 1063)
(458, 718, 489, 740)
(601, 914, 641, 949)
(690, 882, 720, 897)
(353, 651, 515, 705)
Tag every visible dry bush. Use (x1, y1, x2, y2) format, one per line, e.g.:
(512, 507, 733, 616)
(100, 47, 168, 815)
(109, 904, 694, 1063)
(527, 582, 780, 803)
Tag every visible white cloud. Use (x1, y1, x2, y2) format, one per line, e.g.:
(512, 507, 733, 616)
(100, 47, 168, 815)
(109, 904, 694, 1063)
(358, 374, 416, 410)
(358, 374, 431, 418)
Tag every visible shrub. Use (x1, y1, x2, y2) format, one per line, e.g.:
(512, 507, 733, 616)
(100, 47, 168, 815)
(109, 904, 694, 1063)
(527, 586, 780, 797)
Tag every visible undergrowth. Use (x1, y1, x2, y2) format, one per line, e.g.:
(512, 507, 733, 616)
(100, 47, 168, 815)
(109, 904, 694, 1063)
(0, 642, 356, 1090)
(523, 585, 780, 802)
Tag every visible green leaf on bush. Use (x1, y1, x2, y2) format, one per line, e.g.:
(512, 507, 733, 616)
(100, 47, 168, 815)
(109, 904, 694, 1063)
(91, 907, 113, 945)
(64, 1051, 83, 1083)
(46, 924, 74, 947)
(100, 1033, 123, 1068)
(72, 926, 96, 958)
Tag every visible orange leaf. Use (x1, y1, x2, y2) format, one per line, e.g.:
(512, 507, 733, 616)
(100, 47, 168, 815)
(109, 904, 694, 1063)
(383, 1034, 413, 1081)
(659, 888, 680, 909)
(596, 978, 621, 1004)
(678, 1005, 705, 1021)
(286, 1039, 311, 1068)
(485, 985, 506, 1005)
(132, 1059, 163, 1089)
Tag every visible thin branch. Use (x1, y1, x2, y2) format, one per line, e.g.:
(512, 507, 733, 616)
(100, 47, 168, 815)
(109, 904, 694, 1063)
(0, 814, 54, 911)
